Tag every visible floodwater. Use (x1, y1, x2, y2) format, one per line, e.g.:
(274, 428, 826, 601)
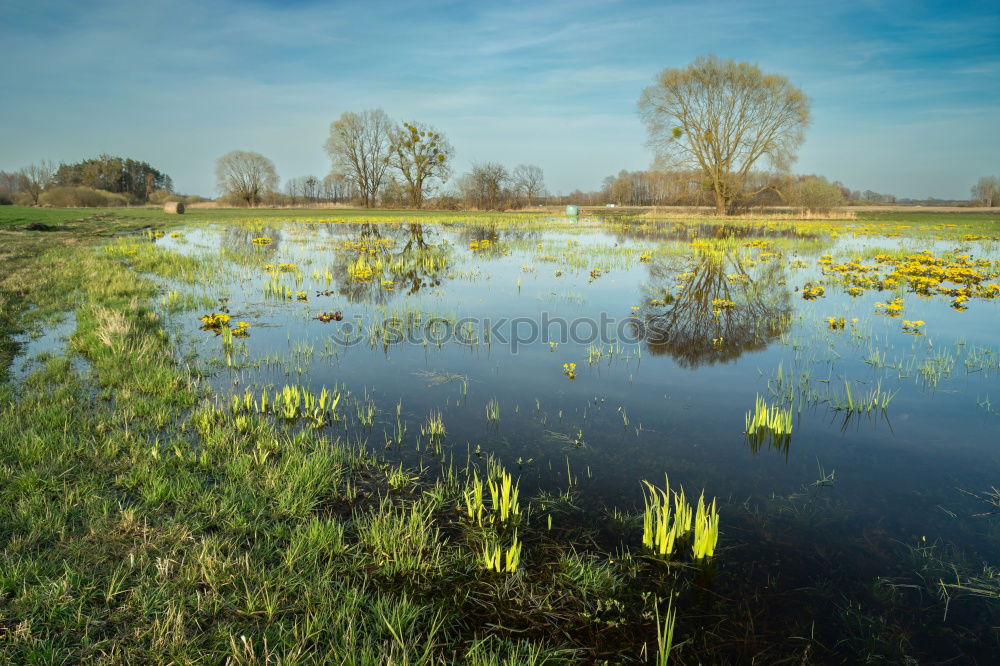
(49, 218, 1000, 657)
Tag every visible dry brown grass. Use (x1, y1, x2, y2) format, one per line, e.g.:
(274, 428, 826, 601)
(183, 201, 358, 210)
(585, 205, 859, 220)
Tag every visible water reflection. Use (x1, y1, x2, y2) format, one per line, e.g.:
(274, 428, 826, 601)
(632, 248, 791, 367)
(457, 225, 540, 258)
(609, 220, 820, 244)
(221, 225, 285, 256)
(326, 224, 453, 303)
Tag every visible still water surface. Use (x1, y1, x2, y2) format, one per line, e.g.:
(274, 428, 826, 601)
(151, 218, 1000, 656)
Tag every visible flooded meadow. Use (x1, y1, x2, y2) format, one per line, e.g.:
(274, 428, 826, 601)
(6, 212, 1000, 662)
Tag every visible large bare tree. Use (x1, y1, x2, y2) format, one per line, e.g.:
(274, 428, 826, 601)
(18, 160, 55, 205)
(971, 176, 1000, 207)
(325, 109, 393, 208)
(459, 163, 511, 210)
(511, 164, 546, 206)
(639, 56, 811, 215)
(215, 151, 278, 207)
(387, 121, 453, 208)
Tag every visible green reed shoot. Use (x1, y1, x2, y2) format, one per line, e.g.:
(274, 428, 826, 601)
(357, 397, 377, 427)
(462, 471, 485, 526)
(420, 410, 446, 440)
(655, 597, 677, 666)
(643, 477, 718, 561)
(641, 477, 678, 557)
(832, 379, 896, 413)
(745, 394, 793, 453)
(745, 394, 793, 437)
(672, 487, 692, 537)
(481, 532, 522, 573)
(231, 385, 340, 426)
(488, 468, 521, 525)
(485, 398, 500, 423)
(691, 492, 720, 559)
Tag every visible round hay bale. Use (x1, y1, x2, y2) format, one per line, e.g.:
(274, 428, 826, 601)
(163, 201, 185, 214)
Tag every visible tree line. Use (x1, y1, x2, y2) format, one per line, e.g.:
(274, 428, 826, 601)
(0, 155, 175, 206)
(215, 110, 548, 210)
(591, 169, 907, 211)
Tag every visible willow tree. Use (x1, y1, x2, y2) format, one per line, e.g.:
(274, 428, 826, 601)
(18, 161, 55, 205)
(638, 56, 811, 215)
(387, 121, 453, 208)
(215, 151, 278, 207)
(511, 164, 546, 206)
(325, 109, 393, 208)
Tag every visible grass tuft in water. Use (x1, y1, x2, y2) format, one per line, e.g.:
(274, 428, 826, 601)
(745, 394, 793, 451)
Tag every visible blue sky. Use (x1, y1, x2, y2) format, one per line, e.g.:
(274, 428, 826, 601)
(2, 0, 998, 199)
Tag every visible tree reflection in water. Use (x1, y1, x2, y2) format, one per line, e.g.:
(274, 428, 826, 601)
(632, 246, 792, 368)
(220, 225, 285, 258)
(327, 223, 453, 303)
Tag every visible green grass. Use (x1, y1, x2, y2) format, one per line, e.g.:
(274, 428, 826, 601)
(0, 204, 487, 229)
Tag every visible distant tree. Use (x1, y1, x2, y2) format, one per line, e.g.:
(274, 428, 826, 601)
(600, 175, 616, 202)
(18, 160, 56, 205)
(323, 172, 355, 203)
(283, 176, 320, 205)
(511, 164, 546, 206)
(379, 176, 409, 208)
(786, 176, 845, 213)
(325, 109, 393, 208)
(831, 180, 853, 202)
(387, 121, 453, 208)
(0, 170, 28, 204)
(215, 151, 278, 207)
(639, 55, 811, 215)
(861, 189, 896, 204)
(460, 163, 511, 210)
(285, 177, 300, 205)
(303, 175, 320, 202)
(971, 176, 1000, 207)
(52, 155, 170, 203)
(610, 170, 633, 205)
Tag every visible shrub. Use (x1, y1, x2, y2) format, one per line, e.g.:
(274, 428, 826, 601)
(432, 194, 463, 210)
(148, 189, 183, 205)
(786, 177, 845, 213)
(39, 186, 130, 208)
(147, 190, 209, 205)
